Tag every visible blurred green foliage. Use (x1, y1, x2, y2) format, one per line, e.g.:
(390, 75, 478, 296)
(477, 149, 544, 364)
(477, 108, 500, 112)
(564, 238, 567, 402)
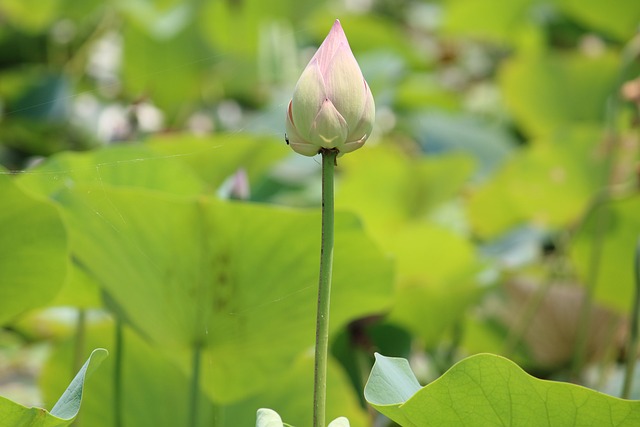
(1, 0, 640, 425)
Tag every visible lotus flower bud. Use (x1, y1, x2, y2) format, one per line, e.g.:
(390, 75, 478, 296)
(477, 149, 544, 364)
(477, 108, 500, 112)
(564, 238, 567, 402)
(286, 20, 375, 156)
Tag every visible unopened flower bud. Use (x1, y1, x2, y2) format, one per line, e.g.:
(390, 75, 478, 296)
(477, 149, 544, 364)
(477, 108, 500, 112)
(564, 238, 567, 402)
(286, 20, 375, 156)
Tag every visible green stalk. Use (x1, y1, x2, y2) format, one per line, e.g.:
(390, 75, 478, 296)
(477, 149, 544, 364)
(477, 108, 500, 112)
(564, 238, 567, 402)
(313, 148, 338, 427)
(114, 316, 124, 427)
(503, 280, 551, 358)
(622, 237, 640, 399)
(571, 33, 640, 378)
(73, 309, 87, 376)
(71, 309, 86, 427)
(188, 342, 203, 427)
(210, 401, 224, 426)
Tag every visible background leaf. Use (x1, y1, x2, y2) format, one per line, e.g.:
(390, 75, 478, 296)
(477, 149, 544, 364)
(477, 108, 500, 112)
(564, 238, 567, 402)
(468, 128, 605, 238)
(55, 185, 393, 403)
(571, 195, 640, 312)
(500, 51, 619, 136)
(558, 0, 640, 40)
(0, 173, 67, 325)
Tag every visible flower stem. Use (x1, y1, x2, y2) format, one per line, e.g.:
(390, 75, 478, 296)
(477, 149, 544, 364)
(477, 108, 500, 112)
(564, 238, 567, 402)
(622, 237, 640, 399)
(313, 148, 337, 427)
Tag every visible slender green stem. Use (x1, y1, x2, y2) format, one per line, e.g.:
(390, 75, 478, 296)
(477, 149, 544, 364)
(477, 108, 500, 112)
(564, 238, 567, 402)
(210, 401, 224, 427)
(571, 33, 640, 378)
(444, 321, 463, 366)
(503, 280, 551, 358)
(73, 309, 87, 375)
(313, 148, 337, 427)
(71, 309, 86, 427)
(188, 342, 203, 427)
(571, 201, 608, 378)
(622, 237, 640, 399)
(504, 235, 569, 358)
(114, 316, 124, 427)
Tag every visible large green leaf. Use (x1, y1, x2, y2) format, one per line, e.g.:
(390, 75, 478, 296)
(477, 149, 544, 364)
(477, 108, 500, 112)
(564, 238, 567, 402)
(386, 223, 482, 346)
(48, 261, 102, 309)
(500, 51, 619, 136)
(337, 144, 474, 230)
(0, 348, 107, 427)
(13, 144, 204, 309)
(337, 145, 481, 346)
(56, 185, 393, 403)
(468, 129, 604, 238)
(559, 0, 640, 40)
(14, 134, 285, 311)
(443, 0, 535, 44)
(0, 173, 68, 324)
(365, 353, 640, 426)
(571, 195, 640, 312)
